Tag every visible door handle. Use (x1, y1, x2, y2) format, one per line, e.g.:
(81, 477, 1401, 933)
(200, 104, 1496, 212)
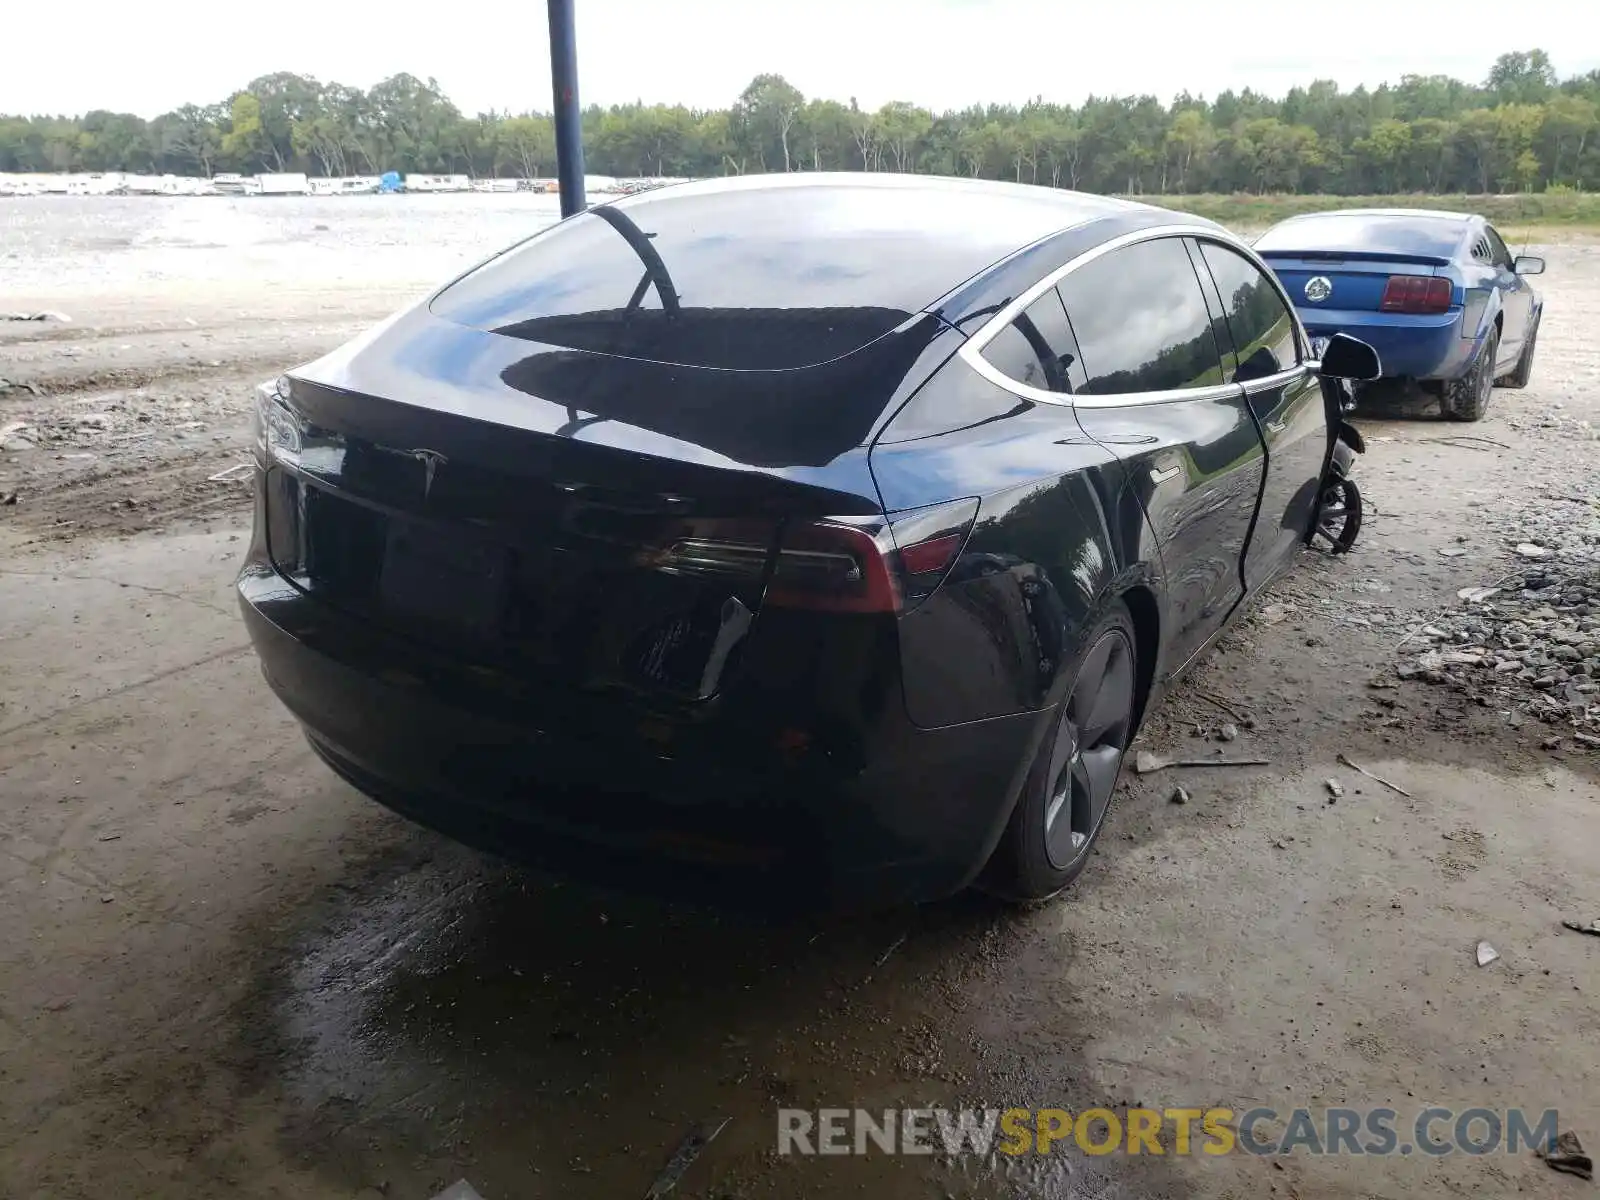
(1149, 465, 1181, 485)
(1265, 418, 1287, 435)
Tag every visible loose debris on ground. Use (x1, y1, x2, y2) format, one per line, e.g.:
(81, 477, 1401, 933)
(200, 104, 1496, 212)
(1537, 1130, 1594, 1180)
(1133, 751, 1271, 774)
(1393, 490, 1600, 738)
(644, 1118, 730, 1198)
(1336, 753, 1413, 797)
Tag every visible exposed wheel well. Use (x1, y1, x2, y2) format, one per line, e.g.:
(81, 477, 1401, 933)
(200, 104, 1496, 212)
(1120, 584, 1160, 735)
(1493, 312, 1503, 335)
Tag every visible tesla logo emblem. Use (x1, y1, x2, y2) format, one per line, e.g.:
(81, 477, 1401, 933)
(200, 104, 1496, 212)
(1304, 276, 1333, 303)
(409, 449, 447, 499)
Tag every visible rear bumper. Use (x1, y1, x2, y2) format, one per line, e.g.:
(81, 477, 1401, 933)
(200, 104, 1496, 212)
(238, 556, 1043, 911)
(1300, 308, 1476, 381)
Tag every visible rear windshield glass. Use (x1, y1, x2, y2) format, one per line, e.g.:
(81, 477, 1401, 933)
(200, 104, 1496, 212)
(1255, 214, 1465, 258)
(430, 185, 1075, 369)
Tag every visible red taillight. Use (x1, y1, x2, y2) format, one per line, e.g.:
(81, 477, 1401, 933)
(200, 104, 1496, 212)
(766, 522, 900, 613)
(1379, 275, 1452, 314)
(648, 500, 980, 615)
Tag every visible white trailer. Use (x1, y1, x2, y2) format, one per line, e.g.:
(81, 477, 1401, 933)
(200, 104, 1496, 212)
(255, 173, 310, 196)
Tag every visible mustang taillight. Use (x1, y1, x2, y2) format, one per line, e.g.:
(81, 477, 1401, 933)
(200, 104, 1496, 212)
(1379, 275, 1453, 314)
(649, 499, 980, 614)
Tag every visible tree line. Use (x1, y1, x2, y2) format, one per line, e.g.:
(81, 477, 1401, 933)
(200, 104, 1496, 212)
(1, 51, 1596, 195)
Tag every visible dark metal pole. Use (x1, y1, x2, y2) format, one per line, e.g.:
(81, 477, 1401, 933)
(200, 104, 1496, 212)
(547, 0, 587, 217)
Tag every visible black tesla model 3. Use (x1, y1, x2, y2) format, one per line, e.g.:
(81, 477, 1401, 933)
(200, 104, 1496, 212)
(238, 174, 1377, 907)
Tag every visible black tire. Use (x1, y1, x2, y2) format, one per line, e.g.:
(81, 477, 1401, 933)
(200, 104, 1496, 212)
(1442, 328, 1498, 422)
(984, 600, 1138, 903)
(1496, 311, 1539, 389)
(1313, 477, 1362, 554)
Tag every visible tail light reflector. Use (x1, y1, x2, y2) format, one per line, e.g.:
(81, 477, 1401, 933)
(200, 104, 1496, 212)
(899, 531, 966, 576)
(1379, 275, 1452, 314)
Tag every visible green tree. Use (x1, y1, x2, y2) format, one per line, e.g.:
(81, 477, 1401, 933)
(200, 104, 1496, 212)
(1165, 108, 1214, 192)
(220, 93, 271, 170)
(1541, 94, 1597, 186)
(498, 115, 555, 178)
(1353, 118, 1411, 191)
(4, 45, 1595, 194)
(1487, 50, 1557, 105)
(733, 74, 804, 171)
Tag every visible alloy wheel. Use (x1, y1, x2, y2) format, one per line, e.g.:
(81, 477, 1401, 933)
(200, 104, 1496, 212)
(1042, 627, 1136, 870)
(1313, 478, 1361, 553)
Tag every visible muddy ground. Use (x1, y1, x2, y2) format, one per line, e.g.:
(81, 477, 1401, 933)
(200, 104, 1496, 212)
(2, 199, 1598, 1200)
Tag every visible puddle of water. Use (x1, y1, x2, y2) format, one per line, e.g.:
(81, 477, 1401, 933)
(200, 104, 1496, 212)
(268, 842, 1070, 1197)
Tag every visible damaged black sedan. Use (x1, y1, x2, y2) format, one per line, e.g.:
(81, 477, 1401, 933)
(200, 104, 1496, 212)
(238, 174, 1378, 907)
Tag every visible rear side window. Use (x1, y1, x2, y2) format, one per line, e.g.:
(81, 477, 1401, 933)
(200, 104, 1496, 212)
(1057, 238, 1226, 395)
(1484, 226, 1513, 269)
(980, 289, 1084, 394)
(1198, 241, 1300, 383)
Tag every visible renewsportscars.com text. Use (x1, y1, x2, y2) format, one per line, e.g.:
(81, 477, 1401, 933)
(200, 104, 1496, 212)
(777, 1106, 1560, 1158)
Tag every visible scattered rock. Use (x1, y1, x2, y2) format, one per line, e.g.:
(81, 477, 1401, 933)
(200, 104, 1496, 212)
(1168, 785, 1190, 806)
(1324, 778, 1344, 800)
(1259, 602, 1294, 624)
(1217, 722, 1238, 742)
(1515, 543, 1550, 559)
(1475, 940, 1499, 967)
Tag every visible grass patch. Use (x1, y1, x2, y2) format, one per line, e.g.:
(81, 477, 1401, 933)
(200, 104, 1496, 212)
(1125, 192, 1600, 237)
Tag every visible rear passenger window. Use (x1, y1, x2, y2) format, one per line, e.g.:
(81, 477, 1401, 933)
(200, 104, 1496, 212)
(980, 289, 1082, 394)
(1198, 241, 1300, 383)
(1056, 238, 1225, 395)
(1484, 226, 1513, 269)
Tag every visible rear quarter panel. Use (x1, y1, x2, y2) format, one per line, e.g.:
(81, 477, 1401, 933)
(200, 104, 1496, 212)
(871, 365, 1165, 730)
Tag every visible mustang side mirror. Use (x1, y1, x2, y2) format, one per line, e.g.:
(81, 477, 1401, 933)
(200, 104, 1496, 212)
(1317, 333, 1382, 381)
(1513, 255, 1545, 276)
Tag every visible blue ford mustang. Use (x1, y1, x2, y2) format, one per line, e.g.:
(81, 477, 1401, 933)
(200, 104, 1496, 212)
(1254, 209, 1544, 421)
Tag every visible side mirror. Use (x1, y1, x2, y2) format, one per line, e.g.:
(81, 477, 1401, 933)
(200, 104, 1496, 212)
(1317, 333, 1382, 382)
(1513, 255, 1545, 276)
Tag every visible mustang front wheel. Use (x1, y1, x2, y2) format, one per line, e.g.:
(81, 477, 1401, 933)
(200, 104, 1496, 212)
(1497, 312, 1539, 390)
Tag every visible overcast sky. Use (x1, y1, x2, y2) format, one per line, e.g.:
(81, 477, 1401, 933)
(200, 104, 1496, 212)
(6, 0, 1594, 118)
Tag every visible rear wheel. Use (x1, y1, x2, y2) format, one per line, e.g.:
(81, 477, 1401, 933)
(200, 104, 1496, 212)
(1497, 311, 1539, 389)
(1442, 329, 1498, 422)
(985, 601, 1138, 902)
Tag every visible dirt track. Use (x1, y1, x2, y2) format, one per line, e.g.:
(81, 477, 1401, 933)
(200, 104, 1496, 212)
(2, 199, 1599, 1200)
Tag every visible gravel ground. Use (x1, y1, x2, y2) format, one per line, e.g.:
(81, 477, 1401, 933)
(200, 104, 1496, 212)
(2, 199, 1598, 1200)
